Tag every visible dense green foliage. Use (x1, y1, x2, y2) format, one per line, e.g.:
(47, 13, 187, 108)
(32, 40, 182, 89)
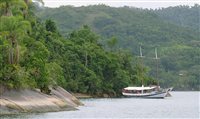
(154, 4, 200, 31)
(0, 0, 54, 93)
(0, 1, 156, 96)
(37, 5, 200, 90)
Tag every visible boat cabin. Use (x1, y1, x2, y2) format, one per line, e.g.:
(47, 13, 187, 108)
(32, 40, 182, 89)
(122, 85, 159, 94)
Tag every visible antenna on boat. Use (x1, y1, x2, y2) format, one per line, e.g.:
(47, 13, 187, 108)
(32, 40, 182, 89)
(154, 48, 160, 86)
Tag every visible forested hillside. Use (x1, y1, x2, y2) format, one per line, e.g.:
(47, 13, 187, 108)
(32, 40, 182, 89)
(154, 4, 200, 31)
(1, 1, 156, 97)
(37, 5, 200, 90)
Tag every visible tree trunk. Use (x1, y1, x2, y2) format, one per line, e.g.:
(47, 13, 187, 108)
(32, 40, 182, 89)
(8, 35, 18, 64)
(14, 41, 19, 64)
(4, 2, 12, 16)
(23, 0, 29, 19)
(23, 9, 28, 19)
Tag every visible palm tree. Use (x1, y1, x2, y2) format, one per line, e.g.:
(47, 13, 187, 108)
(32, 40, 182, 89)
(0, 16, 31, 64)
(0, 0, 27, 16)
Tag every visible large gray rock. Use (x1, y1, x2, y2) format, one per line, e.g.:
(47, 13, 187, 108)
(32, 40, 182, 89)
(0, 87, 82, 115)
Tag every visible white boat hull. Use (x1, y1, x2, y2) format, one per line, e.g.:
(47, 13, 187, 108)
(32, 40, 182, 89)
(122, 91, 167, 98)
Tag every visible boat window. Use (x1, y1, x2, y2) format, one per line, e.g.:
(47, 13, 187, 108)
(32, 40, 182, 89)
(147, 90, 151, 93)
(132, 90, 137, 93)
(136, 90, 141, 94)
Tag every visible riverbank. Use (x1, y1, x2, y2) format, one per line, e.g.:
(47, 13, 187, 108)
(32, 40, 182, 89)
(72, 93, 93, 98)
(72, 93, 116, 98)
(0, 86, 83, 115)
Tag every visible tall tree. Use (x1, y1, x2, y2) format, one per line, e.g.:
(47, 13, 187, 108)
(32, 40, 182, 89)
(0, 16, 31, 64)
(0, 0, 27, 16)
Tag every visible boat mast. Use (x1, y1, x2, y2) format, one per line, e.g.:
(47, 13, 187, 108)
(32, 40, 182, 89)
(154, 48, 160, 86)
(138, 46, 145, 87)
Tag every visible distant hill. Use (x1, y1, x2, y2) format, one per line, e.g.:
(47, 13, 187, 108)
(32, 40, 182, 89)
(37, 5, 200, 90)
(154, 4, 200, 31)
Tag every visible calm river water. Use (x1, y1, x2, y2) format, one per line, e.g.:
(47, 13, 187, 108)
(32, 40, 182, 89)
(1, 92, 200, 119)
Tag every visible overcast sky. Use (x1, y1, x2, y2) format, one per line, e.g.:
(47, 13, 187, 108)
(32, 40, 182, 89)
(43, 0, 199, 9)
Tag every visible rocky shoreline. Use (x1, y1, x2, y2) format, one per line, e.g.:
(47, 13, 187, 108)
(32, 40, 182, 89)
(0, 87, 83, 115)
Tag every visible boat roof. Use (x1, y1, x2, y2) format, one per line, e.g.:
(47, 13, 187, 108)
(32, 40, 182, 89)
(124, 86, 157, 90)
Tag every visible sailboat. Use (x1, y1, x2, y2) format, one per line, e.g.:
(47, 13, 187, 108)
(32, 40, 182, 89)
(122, 47, 172, 98)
